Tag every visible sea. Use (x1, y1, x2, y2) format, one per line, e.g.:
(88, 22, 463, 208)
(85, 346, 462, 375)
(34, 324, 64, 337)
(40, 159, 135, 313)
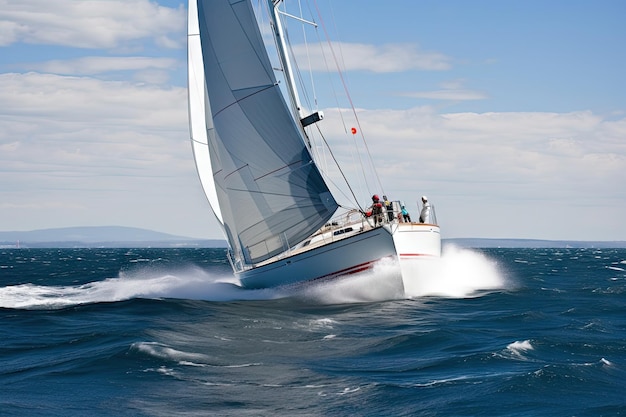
(1, 246, 624, 416)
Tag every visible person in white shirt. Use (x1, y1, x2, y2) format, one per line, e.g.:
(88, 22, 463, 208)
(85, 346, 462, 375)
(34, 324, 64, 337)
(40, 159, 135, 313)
(419, 196, 431, 223)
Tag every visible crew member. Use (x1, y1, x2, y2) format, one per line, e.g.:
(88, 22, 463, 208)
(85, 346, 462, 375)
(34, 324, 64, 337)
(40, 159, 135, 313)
(419, 196, 431, 223)
(365, 194, 384, 226)
(401, 205, 411, 222)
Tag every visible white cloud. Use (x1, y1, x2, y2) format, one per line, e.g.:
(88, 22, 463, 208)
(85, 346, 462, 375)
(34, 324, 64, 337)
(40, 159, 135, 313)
(1, 69, 624, 239)
(398, 79, 488, 101)
(0, 72, 186, 125)
(0, 74, 186, 191)
(0, 71, 208, 235)
(314, 106, 626, 239)
(22, 56, 179, 76)
(400, 89, 488, 101)
(292, 41, 452, 72)
(0, 0, 185, 49)
(356, 108, 625, 186)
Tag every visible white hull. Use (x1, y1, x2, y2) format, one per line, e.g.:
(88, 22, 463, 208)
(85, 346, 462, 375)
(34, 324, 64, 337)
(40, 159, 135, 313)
(238, 226, 397, 289)
(392, 222, 441, 259)
(391, 222, 441, 292)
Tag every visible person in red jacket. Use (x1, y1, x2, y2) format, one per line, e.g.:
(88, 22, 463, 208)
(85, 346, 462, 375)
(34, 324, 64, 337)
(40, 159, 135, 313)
(365, 194, 384, 226)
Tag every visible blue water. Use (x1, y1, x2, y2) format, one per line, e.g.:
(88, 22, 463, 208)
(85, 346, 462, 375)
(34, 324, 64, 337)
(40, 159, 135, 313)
(1, 247, 625, 416)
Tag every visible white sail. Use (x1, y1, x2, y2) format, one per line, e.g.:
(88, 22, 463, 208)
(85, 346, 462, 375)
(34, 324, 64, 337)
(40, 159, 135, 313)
(187, 0, 223, 225)
(190, 0, 339, 265)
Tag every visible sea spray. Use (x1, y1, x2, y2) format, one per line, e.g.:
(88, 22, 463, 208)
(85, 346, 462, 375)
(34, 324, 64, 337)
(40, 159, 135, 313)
(401, 245, 505, 298)
(290, 246, 504, 303)
(293, 257, 405, 304)
(0, 266, 274, 309)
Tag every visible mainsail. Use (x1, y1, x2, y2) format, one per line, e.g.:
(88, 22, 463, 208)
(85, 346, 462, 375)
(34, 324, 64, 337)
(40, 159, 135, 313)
(189, 0, 339, 264)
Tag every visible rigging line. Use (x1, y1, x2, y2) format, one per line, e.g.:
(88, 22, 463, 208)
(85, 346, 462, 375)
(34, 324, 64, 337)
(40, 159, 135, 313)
(284, 21, 311, 111)
(314, 123, 366, 212)
(280, 1, 318, 116)
(326, 0, 347, 83)
(298, 0, 319, 111)
(308, 6, 371, 195)
(311, 0, 384, 195)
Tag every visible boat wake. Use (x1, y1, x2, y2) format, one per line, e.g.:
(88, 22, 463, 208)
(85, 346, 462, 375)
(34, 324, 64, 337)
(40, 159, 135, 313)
(0, 267, 276, 310)
(0, 247, 504, 309)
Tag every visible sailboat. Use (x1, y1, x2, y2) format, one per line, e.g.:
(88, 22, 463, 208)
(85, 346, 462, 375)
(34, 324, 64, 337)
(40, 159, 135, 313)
(187, 0, 440, 290)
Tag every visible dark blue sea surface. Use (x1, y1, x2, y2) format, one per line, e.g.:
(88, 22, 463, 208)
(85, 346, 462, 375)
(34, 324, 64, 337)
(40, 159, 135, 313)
(1, 247, 624, 416)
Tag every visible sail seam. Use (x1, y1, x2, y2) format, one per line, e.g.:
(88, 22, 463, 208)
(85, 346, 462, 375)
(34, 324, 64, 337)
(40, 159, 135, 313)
(223, 164, 249, 181)
(255, 160, 305, 181)
(213, 83, 276, 118)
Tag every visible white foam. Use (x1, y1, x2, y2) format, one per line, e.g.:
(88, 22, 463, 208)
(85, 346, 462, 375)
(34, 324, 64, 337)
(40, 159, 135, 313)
(402, 245, 505, 298)
(309, 318, 337, 328)
(600, 358, 613, 366)
(294, 257, 405, 304)
(506, 340, 534, 358)
(338, 387, 361, 395)
(0, 266, 278, 309)
(132, 342, 209, 364)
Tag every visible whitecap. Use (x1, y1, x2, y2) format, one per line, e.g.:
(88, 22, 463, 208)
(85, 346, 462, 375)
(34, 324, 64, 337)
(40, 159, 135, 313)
(178, 361, 207, 367)
(142, 366, 176, 377)
(223, 363, 261, 368)
(131, 342, 209, 364)
(600, 358, 613, 366)
(309, 318, 337, 329)
(506, 340, 534, 358)
(338, 387, 361, 395)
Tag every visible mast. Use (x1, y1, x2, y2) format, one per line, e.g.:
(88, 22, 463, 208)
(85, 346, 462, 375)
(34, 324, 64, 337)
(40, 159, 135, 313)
(267, 0, 304, 120)
(267, 0, 323, 134)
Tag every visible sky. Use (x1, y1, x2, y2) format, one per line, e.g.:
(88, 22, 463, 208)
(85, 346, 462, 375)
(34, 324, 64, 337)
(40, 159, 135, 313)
(0, 0, 625, 241)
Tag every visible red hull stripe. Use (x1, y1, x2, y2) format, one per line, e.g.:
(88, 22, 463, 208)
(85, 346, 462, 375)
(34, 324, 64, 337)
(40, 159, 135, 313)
(399, 253, 437, 258)
(282, 257, 391, 289)
(277, 254, 397, 290)
(310, 260, 378, 282)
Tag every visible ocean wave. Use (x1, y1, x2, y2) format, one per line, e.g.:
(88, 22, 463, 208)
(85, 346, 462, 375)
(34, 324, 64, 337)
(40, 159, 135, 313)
(505, 340, 534, 359)
(132, 341, 209, 363)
